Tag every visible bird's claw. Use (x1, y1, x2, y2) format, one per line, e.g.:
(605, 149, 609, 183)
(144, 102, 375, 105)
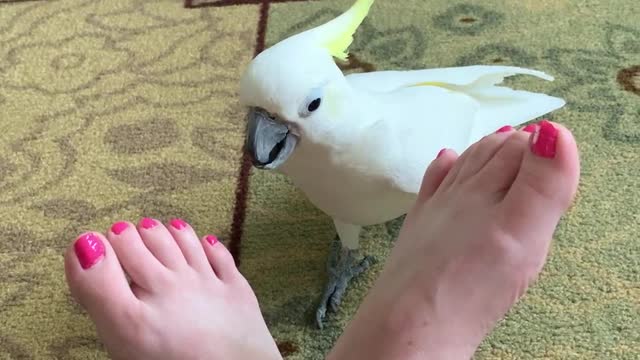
(315, 242, 374, 329)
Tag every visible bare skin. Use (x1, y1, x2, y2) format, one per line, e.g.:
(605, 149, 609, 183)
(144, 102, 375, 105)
(327, 120, 580, 360)
(64, 218, 282, 360)
(64, 120, 579, 360)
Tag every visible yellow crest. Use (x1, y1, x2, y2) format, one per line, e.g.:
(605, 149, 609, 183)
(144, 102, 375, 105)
(314, 0, 375, 61)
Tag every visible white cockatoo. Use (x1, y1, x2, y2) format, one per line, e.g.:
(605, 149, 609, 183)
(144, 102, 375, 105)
(239, 0, 565, 328)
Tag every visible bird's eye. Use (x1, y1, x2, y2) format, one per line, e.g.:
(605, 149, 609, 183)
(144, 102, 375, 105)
(299, 87, 324, 118)
(307, 98, 321, 112)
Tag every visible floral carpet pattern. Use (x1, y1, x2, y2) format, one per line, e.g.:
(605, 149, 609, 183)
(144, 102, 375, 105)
(0, 0, 638, 359)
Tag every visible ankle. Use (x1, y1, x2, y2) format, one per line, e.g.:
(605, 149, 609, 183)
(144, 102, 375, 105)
(417, 318, 487, 359)
(328, 291, 484, 360)
(384, 296, 486, 360)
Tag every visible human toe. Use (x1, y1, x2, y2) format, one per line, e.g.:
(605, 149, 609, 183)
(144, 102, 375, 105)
(470, 129, 531, 195)
(107, 221, 171, 291)
(417, 148, 458, 201)
(502, 120, 580, 234)
(65, 232, 138, 316)
(166, 218, 211, 273)
(137, 217, 187, 270)
(201, 235, 240, 282)
(439, 126, 513, 190)
(454, 125, 517, 183)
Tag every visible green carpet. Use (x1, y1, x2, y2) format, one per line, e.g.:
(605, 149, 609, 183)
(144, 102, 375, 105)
(0, 0, 638, 359)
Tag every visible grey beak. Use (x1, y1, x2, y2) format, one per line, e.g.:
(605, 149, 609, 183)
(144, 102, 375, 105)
(244, 107, 298, 169)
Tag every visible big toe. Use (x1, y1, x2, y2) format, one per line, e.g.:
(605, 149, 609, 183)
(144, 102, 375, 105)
(65, 232, 137, 318)
(501, 120, 580, 235)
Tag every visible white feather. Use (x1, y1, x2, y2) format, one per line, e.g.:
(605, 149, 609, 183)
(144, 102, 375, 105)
(339, 65, 565, 195)
(346, 65, 555, 92)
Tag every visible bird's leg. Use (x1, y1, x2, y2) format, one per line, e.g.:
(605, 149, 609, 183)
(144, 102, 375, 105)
(315, 221, 373, 329)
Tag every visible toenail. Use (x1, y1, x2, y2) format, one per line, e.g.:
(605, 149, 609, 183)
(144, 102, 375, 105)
(496, 125, 514, 133)
(205, 235, 218, 246)
(111, 222, 128, 235)
(140, 218, 157, 230)
(74, 233, 105, 270)
(531, 120, 559, 159)
(436, 148, 447, 159)
(170, 218, 187, 230)
(522, 124, 537, 133)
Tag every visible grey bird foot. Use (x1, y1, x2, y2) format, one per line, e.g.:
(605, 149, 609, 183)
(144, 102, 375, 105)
(315, 240, 373, 329)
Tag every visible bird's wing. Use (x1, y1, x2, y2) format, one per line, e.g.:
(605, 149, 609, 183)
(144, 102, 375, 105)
(348, 66, 565, 195)
(346, 65, 555, 93)
(346, 65, 565, 142)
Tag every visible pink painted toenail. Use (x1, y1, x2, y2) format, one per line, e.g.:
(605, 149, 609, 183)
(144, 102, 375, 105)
(522, 124, 537, 133)
(111, 222, 128, 235)
(74, 233, 105, 270)
(205, 235, 218, 246)
(140, 218, 157, 230)
(436, 148, 447, 159)
(496, 125, 513, 133)
(170, 218, 187, 230)
(531, 120, 559, 159)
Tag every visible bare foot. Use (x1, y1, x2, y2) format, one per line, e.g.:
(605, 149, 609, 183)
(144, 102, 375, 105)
(327, 120, 580, 360)
(64, 218, 282, 360)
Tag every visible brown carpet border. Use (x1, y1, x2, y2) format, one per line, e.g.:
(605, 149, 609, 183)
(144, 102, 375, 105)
(185, 0, 309, 9)
(183, 0, 273, 266)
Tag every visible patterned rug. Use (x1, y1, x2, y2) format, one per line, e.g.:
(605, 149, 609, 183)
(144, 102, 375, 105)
(0, 0, 638, 359)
